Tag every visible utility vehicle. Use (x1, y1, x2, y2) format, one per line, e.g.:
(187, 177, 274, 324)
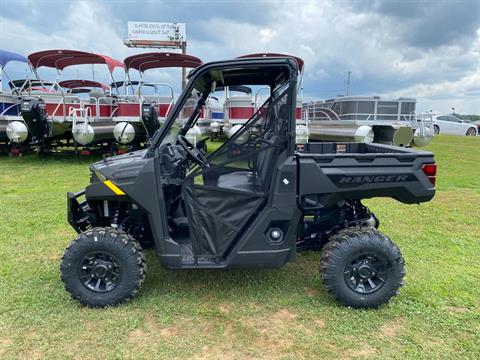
(61, 56, 436, 308)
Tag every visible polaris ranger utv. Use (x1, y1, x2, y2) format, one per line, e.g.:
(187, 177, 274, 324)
(61, 56, 436, 308)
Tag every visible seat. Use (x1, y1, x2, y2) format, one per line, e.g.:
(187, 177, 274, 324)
(216, 134, 278, 192)
(216, 171, 263, 192)
(216, 102, 289, 192)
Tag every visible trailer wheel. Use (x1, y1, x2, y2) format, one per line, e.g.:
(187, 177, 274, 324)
(320, 227, 405, 308)
(60, 227, 146, 307)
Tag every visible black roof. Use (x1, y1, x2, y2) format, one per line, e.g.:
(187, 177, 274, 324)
(188, 57, 298, 89)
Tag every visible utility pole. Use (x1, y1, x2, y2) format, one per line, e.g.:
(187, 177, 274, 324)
(345, 71, 352, 96)
(181, 41, 187, 90)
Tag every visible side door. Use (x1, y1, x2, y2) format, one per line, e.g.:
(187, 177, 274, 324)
(446, 116, 462, 135)
(181, 85, 293, 260)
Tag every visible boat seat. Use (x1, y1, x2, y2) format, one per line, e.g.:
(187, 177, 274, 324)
(89, 89, 105, 101)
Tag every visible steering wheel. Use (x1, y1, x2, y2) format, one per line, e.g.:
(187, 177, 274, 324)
(177, 135, 209, 167)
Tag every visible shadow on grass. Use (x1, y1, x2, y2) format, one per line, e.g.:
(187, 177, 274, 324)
(134, 250, 333, 308)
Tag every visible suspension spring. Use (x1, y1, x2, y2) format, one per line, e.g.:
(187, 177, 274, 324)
(111, 204, 120, 228)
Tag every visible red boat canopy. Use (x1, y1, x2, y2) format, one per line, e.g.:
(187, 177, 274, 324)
(28, 50, 125, 73)
(237, 53, 304, 72)
(59, 79, 109, 90)
(124, 52, 202, 72)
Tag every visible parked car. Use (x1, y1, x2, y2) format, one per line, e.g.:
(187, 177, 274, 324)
(471, 120, 480, 133)
(432, 115, 478, 136)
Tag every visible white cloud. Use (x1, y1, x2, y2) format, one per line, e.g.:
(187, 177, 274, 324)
(1, 0, 479, 113)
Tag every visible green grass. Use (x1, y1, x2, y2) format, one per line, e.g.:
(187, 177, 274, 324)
(0, 135, 479, 359)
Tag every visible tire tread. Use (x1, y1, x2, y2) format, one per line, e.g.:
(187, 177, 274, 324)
(60, 227, 146, 307)
(319, 226, 405, 308)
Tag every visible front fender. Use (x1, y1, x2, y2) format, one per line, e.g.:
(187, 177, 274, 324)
(85, 180, 129, 201)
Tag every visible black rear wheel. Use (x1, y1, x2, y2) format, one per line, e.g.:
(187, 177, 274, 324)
(466, 127, 477, 136)
(320, 227, 405, 308)
(60, 227, 146, 307)
(433, 125, 440, 134)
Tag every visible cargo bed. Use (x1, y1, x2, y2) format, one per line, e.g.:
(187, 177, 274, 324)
(295, 142, 436, 208)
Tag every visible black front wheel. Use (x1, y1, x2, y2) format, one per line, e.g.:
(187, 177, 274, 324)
(320, 227, 405, 308)
(60, 227, 146, 307)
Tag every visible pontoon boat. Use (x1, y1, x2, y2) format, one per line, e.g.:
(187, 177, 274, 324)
(113, 52, 202, 146)
(304, 96, 433, 146)
(0, 49, 29, 151)
(21, 49, 124, 154)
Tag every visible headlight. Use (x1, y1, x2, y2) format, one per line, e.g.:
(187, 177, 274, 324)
(91, 169, 107, 183)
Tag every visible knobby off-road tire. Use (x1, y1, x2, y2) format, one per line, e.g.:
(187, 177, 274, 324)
(60, 227, 146, 307)
(320, 227, 405, 309)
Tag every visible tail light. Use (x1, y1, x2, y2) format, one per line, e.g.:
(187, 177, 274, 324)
(422, 163, 437, 186)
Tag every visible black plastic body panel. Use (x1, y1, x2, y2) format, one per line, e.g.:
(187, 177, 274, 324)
(296, 142, 435, 208)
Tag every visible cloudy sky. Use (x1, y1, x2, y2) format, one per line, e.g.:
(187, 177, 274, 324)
(1, 0, 479, 113)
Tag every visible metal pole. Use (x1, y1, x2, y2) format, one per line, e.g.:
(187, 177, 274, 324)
(182, 41, 186, 90)
(346, 71, 352, 96)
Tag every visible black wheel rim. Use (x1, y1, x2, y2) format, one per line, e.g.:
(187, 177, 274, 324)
(344, 254, 388, 294)
(79, 251, 121, 292)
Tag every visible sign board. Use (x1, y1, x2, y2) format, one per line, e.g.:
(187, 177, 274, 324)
(127, 22, 186, 43)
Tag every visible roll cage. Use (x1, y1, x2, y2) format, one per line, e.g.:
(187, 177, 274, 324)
(150, 57, 300, 155)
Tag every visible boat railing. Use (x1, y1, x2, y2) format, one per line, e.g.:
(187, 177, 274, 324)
(97, 97, 115, 118)
(70, 106, 93, 136)
(254, 87, 270, 110)
(414, 112, 434, 135)
(50, 95, 82, 120)
(303, 102, 341, 122)
(139, 82, 174, 106)
(137, 82, 175, 120)
(163, 97, 175, 119)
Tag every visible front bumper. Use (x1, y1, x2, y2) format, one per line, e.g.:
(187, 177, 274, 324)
(67, 189, 91, 233)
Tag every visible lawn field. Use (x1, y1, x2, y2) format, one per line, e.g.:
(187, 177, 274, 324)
(0, 135, 479, 359)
